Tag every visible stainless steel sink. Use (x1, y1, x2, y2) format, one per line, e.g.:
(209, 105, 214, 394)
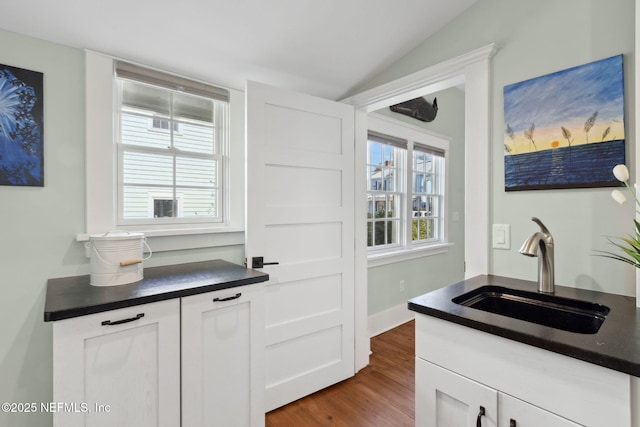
(452, 285, 610, 334)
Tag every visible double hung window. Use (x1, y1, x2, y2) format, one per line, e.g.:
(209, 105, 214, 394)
(366, 116, 448, 257)
(115, 62, 229, 225)
(367, 132, 405, 248)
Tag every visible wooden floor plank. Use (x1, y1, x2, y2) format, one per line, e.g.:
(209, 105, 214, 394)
(266, 320, 415, 426)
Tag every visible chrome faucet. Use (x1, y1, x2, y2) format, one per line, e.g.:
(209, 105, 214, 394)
(519, 217, 555, 294)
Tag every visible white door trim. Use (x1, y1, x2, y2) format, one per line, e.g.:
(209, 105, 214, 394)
(342, 43, 497, 280)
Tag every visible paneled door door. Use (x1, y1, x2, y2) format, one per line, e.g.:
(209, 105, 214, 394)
(245, 81, 355, 411)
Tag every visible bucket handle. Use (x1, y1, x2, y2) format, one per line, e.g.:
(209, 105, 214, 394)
(86, 237, 153, 267)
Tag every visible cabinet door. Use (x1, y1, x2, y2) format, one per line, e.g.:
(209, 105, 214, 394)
(53, 299, 180, 427)
(499, 393, 581, 427)
(416, 358, 498, 427)
(181, 284, 265, 427)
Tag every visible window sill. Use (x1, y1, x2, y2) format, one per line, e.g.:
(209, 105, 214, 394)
(76, 227, 244, 252)
(367, 242, 453, 268)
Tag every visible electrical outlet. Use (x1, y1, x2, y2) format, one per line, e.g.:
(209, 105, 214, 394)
(399, 280, 405, 292)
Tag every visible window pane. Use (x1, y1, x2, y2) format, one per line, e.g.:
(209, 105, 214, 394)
(414, 172, 435, 194)
(383, 167, 394, 191)
(425, 174, 434, 193)
(370, 166, 382, 190)
(122, 186, 173, 219)
(123, 151, 173, 186)
(426, 196, 438, 217)
(154, 199, 177, 218)
(181, 188, 217, 217)
(387, 194, 400, 219)
(412, 195, 426, 213)
(388, 220, 400, 244)
(371, 219, 399, 246)
(173, 120, 215, 154)
(412, 218, 428, 241)
(173, 91, 213, 122)
(374, 195, 386, 218)
(117, 67, 226, 226)
(414, 173, 423, 193)
(369, 143, 382, 166)
(414, 151, 434, 173)
(121, 111, 171, 150)
(412, 214, 439, 241)
(121, 80, 170, 116)
(176, 157, 217, 187)
(366, 136, 409, 249)
(413, 196, 439, 216)
(370, 218, 401, 247)
(383, 145, 394, 164)
(374, 221, 386, 246)
(426, 218, 437, 239)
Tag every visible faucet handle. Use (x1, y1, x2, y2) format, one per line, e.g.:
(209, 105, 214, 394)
(531, 217, 551, 236)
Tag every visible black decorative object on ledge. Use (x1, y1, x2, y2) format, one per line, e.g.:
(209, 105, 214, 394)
(389, 96, 438, 122)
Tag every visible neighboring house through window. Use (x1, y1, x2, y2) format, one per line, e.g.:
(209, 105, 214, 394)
(366, 114, 450, 264)
(83, 51, 245, 251)
(116, 61, 228, 225)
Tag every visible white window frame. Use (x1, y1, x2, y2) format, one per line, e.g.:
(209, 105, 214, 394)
(115, 84, 225, 226)
(82, 50, 244, 251)
(367, 114, 452, 267)
(366, 133, 406, 251)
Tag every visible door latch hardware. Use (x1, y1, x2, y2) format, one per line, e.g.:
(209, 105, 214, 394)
(251, 256, 279, 269)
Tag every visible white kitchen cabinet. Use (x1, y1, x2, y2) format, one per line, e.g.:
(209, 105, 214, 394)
(416, 357, 497, 427)
(48, 260, 269, 427)
(415, 314, 630, 427)
(416, 358, 579, 427)
(498, 393, 580, 427)
(181, 284, 265, 427)
(53, 284, 266, 427)
(52, 299, 180, 427)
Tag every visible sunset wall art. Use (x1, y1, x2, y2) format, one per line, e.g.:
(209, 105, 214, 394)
(503, 54, 625, 191)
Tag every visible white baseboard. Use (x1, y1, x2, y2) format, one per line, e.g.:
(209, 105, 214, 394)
(368, 303, 415, 337)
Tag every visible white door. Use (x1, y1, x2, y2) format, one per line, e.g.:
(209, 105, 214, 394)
(245, 81, 355, 411)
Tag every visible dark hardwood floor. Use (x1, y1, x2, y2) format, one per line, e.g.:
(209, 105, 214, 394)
(265, 320, 415, 427)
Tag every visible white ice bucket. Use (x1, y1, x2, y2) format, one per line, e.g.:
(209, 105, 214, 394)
(86, 231, 151, 286)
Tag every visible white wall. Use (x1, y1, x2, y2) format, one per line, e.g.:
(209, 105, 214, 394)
(0, 2, 635, 423)
(368, 87, 466, 319)
(356, 0, 636, 296)
(0, 29, 244, 427)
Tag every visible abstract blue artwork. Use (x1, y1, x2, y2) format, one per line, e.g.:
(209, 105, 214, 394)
(503, 55, 625, 191)
(0, 64, 44, 186)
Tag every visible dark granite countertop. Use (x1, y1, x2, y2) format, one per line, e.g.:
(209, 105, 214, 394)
(44, 259, 269, 322)
(408, 274, 640, 377)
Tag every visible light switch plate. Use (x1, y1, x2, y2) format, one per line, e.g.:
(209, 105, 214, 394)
(492, 224, 511, 250)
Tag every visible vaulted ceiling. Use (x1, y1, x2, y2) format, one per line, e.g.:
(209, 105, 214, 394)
(0, 0, 476, 99)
